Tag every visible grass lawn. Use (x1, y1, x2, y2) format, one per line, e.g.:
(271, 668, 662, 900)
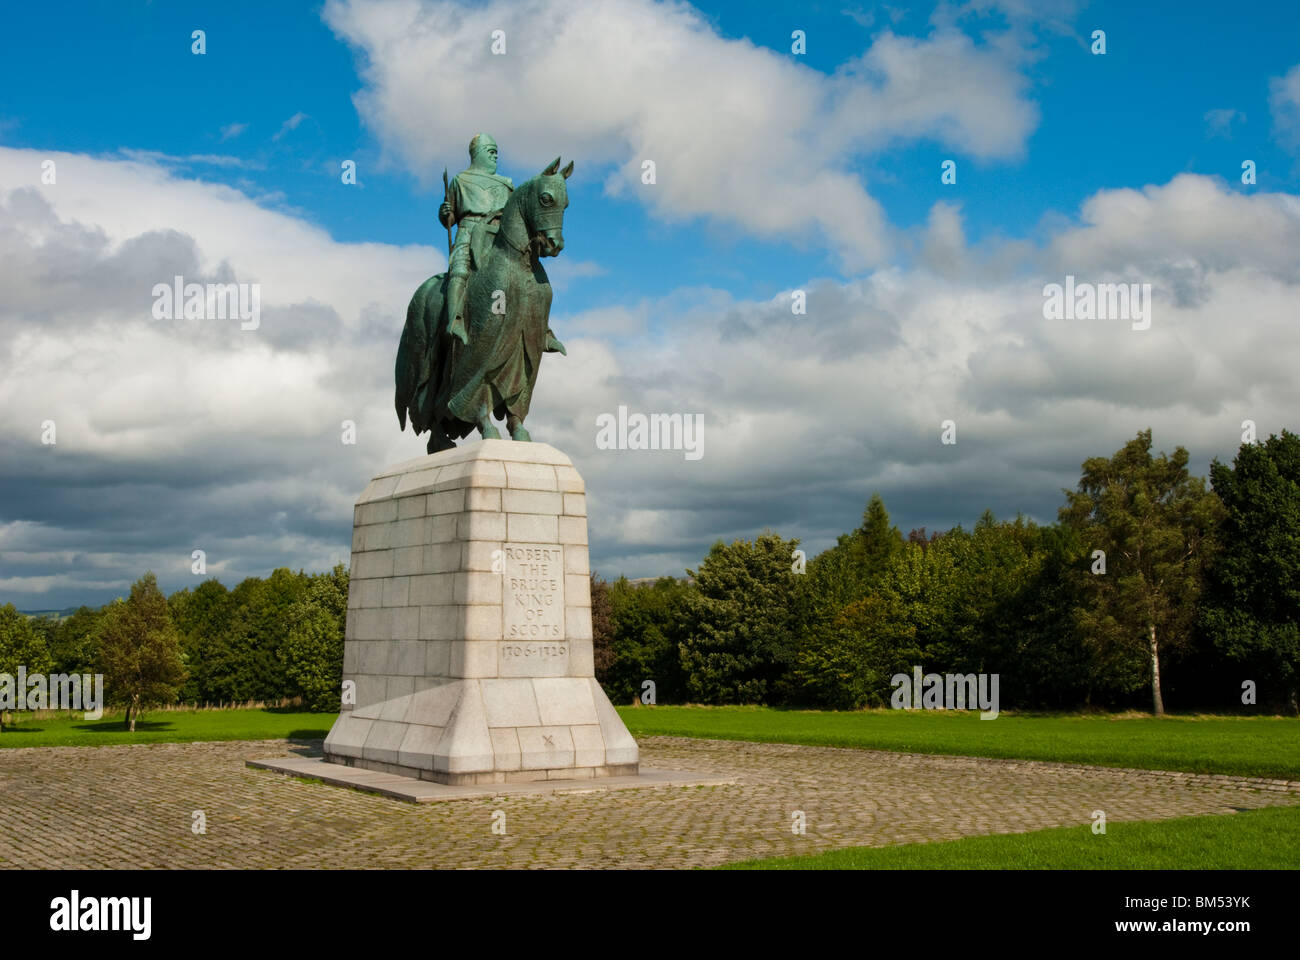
(721, 804, 1300, 869)
(616, 705, 1300, 780)
(0, 707, 332, 748)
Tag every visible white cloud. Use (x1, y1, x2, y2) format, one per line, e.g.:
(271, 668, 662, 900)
(1204, 107, 1244, 139)
(273, 111, 310, 141)
(1270, 64, 1300, 150)
(2, 146, 1298, 605)
(322, 0, 1043, 269)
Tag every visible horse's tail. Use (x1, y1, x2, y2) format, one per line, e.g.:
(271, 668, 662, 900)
(395, 273, 446, 431)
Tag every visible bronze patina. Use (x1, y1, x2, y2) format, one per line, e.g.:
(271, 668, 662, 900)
(396, 136, 572, 452)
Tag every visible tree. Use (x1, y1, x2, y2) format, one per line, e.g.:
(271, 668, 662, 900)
(0, 604, 53, 732)
(849, 493, 905, 578)
(679, 532, 803, 703)
(1202, 430, 1300, 713)
(1059, 430, 1223, 714)
(47, 606, 103, 677)
(792, 589, 919, 709)
(281, 564, 349, 711)
(97, 573, 188, 730)
(604, 576, 693, 704)
(591, 573, 615, 682)
(170, 578, 232, 703)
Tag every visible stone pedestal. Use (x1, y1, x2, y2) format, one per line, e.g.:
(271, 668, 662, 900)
(323, 440, 638, 785)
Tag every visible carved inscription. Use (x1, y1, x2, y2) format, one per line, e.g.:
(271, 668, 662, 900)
(500, 544, 567, 675)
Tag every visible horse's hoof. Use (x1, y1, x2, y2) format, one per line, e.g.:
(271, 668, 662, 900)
(480, 425, 502, 440)
(511, 425, 532, 442)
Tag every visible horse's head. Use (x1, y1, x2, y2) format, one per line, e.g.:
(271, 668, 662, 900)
(524, 156, 573, 258)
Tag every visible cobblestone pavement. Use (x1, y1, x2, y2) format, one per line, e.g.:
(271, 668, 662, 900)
(2, 737, 1297, 869)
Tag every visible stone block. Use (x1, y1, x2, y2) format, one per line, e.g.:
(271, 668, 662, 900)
(570, 724, 606, 768)
(517, 726, 575, 770)
(459, 511, 507, 541)
(557, 516, 586, 545)
(451, 639, 498, 677)
(391, 606, 420, 640)
(564, 546, 590, 576)
(381, 577, 410, 608)
(533, 677, 599, 726)
(504, 461, 558, 490)
(397, 495, 426, 520)
(565, 573, 591, 607)
(481, 679, 542, 727)
(554, 465, 584, 493)
(427, 489, 465, 515)
(502, 489, 563, 514)
(489, 728, 522, 770)
(507, 513, 558, 542)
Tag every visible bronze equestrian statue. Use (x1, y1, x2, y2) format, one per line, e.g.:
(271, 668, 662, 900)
(396, 136, 571, 452)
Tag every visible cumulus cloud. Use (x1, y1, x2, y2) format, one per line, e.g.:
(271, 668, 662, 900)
(322, 0, 1042, 269)
(2, 144, 1298, 607)
(0, 147, 437, 606)
(1270, 63, 1300, 149)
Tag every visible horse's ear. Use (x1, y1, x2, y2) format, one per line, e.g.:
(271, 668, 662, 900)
(543, 156, 561, 176)
(561, 160, 574, 179)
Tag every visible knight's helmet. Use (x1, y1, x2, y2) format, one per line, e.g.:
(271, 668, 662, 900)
(468, 133, 498, 173)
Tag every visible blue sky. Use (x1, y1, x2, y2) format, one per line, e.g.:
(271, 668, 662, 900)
(2, 0, 1300, 607)
(5, 0, 1295, 303)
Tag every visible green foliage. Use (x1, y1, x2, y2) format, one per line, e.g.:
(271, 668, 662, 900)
(0, 603, 53, 677)
(1202, 430, 1300, 712)
(591, 573, 615, 681)
(603, 576, 693, 704)
(1059, 429, 1225, 714)
(96, 573, 187, 730)
(679, 532, 803, 704)
(0, 603, 54, 731)
(171, 578, 232, 702)
(46, 606, 104, 676)
(792, 592, 918, 709)
(281, 564, 349, 711)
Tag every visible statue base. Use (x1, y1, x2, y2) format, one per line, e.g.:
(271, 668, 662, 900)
(322, 440, 639, 785)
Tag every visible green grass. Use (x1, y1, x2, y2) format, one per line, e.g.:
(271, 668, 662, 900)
(721, 805, 1300, 869)
(0, 707, 332, 748)
(616, 705, 1300, 780)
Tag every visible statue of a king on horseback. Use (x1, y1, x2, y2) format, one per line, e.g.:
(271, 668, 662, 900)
(395, 133, 571, 453)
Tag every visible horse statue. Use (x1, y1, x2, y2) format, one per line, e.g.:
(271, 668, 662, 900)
(396, 156, 573, 453)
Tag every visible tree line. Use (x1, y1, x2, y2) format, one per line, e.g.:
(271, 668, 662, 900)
(594, 429, 1300, 715)
(1, 565, 348, 727)
(2, 428, 1296, 723)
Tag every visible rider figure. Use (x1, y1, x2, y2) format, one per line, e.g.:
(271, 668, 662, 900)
(440, 133, 513, 345)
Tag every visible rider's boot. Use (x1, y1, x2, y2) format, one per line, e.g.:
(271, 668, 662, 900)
(446, 273, 469, 345)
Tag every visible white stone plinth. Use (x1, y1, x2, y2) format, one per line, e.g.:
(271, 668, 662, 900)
(323, 440, 638, 785)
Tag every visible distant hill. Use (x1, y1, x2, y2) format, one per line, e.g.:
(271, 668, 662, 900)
(18, 606, 90, 621)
